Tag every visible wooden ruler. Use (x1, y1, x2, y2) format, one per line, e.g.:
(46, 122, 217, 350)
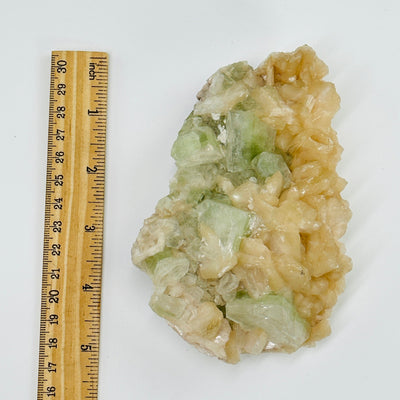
(37, 51, 108, 400)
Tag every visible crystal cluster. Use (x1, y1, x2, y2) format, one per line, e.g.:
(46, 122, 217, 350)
(132, 46, 352, 363)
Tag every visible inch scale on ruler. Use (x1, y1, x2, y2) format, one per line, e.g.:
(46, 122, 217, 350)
(37, 51, 108, 400)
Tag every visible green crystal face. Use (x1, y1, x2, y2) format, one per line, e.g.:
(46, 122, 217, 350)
(226, 293, 309, 351)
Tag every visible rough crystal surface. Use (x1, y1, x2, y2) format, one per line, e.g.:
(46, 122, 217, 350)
(132, 45, 352, 363)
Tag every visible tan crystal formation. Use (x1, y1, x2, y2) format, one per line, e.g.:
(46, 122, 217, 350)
(132, 45, 352, 363)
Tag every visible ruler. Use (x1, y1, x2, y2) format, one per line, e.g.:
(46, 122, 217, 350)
(37, 51, 108, 400)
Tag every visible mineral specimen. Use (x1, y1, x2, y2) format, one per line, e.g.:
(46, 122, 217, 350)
(132, 45, 352, 363)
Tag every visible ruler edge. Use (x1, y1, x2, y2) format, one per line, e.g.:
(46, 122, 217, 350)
(37, 50, 109, 400)
(37, 52, 58, 398)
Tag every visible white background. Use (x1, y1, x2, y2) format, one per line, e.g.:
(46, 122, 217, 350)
(1, 0, 399, 399)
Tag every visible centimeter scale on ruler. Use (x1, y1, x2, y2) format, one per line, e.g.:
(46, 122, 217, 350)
(38, 51, 108, 400)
